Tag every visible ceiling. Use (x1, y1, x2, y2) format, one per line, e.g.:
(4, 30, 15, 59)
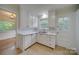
(20, 4, 76, 15)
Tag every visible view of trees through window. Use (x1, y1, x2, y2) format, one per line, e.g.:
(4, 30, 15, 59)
(0, 9, 16, 32)
(0, 20, 15, 32)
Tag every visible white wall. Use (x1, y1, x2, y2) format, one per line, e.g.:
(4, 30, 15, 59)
(48, 9, 56, 28)
(75, 9, 79, 54)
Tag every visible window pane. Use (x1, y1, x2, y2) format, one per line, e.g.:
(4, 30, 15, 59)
(0, 20, 15, 32)
(0, 10, 16, 32)
(39, 18, 48, 29)
(58, 17, 69, 31)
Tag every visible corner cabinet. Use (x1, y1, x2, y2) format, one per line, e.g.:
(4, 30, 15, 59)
(16, 31, 56, 51)
(37, 33, 55, 48)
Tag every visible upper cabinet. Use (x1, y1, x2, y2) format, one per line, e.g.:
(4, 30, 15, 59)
(19, 5, 39, 29)
(48, 9, 56, 28)
(19, 5, 29, 29)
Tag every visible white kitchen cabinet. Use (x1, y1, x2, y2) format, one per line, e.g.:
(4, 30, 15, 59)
(37, 34, 49, 45)
(23, 35, 32, 48)
(17, 34, 37, 51)
(17, 29, 56, 51)
(17, 35, 32, 51)
(37, 33, 55, 48)
(48, 9, 56, 28)
(49, 35, 55, 48)
(31, 34, 37, 44)
(43, 35, 55, 48)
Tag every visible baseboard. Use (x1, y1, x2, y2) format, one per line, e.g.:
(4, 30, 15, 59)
(56, 44, 76, 51)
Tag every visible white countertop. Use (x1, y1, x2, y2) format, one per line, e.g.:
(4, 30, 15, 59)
(39, 32, 56, 35)
(18, 30, 56, 36)
(45, 32, 56, 35)
(17, 30, 38, 35)
(17, 28, 57, 36)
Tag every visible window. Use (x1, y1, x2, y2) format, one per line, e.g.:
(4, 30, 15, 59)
(0, 10, 16, 32)
(39, 18, 48, 29)
(39, 13, 48, 29)
(0, 20, 15, 32)
(58, 17, 69, 31)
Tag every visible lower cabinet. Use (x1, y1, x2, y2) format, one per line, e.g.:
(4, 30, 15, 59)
(37, 34, 48, 45)
(17, 34, 37, 51)
(37, 34, 55, 48)
(16, 33, 55, 51)
(31, 34, 37, 44)
(23, 35, 32, 49)
(49, 35, 55, 48)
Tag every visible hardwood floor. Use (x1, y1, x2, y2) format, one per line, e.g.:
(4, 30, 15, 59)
(0, 38, 77, 55)
(21, 43, 77, 55)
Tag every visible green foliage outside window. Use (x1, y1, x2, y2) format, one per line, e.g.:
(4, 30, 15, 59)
(0, 20, 15, 32)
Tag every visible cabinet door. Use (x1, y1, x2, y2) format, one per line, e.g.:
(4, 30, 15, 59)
(42, 35, 50, 47)
(37, 34, 50, 46)
(37, 34, 48, 45)
(31, 34, 37, 44)
(23, 35, 32, 49)
(48, 10, 56, 28)
(49, 35, 55, 48)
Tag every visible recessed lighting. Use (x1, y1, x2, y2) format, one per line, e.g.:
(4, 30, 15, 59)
(41, 13, 48, 18)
